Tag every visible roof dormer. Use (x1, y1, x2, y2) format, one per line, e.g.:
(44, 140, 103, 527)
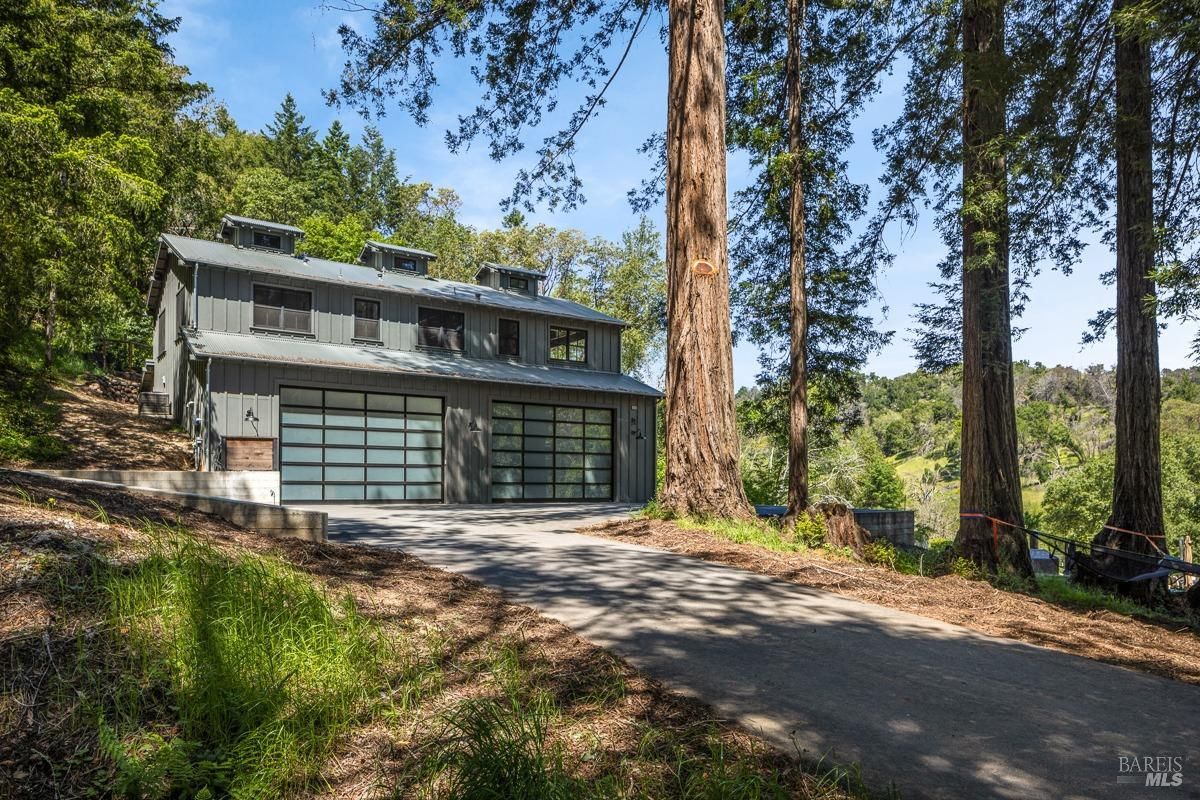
(475, 263, 546, 298)
(359, 241, 436, 276)
(219, 214, 303, 254)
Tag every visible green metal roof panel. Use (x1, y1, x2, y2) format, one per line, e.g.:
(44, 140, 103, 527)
(478, 262, 548, 279)
(221, 214, 305, 235)
(184, 330, 663, 397)
(158, 234, 626, 326)
(365, 240, 438, 260)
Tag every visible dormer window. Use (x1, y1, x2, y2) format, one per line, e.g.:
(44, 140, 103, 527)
(219, 214, 303, 254)
(253, 231, 283, 250)
(476, 263, 545, 297)
(360, 241, 436, 275)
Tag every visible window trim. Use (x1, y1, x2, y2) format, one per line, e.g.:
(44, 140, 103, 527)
(549, 325, 588, 364)
(251, 282, 315, 336)
(498, 318, 520, 359)
(416, 306, 466, 352)
(352, 296, 383, 343)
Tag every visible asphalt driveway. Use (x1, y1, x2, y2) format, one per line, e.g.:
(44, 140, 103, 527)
(315, 503, 1200, 800)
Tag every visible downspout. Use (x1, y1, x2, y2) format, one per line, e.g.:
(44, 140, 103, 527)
(204, 355, 212, 472)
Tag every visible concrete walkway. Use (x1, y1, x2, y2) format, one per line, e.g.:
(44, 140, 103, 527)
(315, 503, 1200, 800)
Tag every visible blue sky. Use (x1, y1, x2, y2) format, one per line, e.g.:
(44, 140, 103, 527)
(162, 0, 1198, 388)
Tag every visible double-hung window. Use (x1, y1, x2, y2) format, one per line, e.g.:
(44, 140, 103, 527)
(498, 319, 520, 358)
(354, 298, 381, 341)
(253, 285, 313, 334)
(549, 326, 587, 363)
(418, 307, 465, 351)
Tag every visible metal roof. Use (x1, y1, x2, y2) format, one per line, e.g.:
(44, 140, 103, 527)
(477, 262, 548, 280)
(185, 329, 662, 397)
(364, 240, 438, 260)
(221, 214, 305, 235)
(155, 234, 627, 326)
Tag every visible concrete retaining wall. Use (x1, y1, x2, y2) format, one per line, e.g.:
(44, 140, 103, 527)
(853, 509, 916, 547)
(34, 469, 280, 505)
(25, 471, 324, 542)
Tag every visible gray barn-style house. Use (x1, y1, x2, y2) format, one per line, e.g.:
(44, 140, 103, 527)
(144, 214, 661, 504)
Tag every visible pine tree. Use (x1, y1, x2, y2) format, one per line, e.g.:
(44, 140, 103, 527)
(264, 93, 317, 183)
(725, 0, 899, 517)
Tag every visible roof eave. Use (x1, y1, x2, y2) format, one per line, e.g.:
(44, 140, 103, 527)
(185, 340, 662, 399)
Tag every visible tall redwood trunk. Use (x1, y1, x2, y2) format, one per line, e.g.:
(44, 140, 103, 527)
(783, 0, 810, 518)
(955, 0, 1032, 577)
(1091, 0, 1163, 598)
(660, 0, 752, 518)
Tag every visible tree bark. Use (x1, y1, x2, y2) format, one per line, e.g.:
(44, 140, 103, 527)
(955, 0, 1032, 577)
(43, 282, 56, 368)
(783, 0, 810, 520)
(1087, 0, 1164, 600)
(660, 0, 752, 518)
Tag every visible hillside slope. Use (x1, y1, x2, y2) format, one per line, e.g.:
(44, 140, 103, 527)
(2, 374, 191, 471)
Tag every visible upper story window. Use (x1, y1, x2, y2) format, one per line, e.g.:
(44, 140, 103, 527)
(508, 276, 529, 292)
(175, 286, 187, 330)
(550, 326, 587, 363)
(354, 298, 381, 341)
(498, 318, 520, 358)
(157, 311, 166, 358)
(253, 285, 313, 334)
(253, 231, 283, 250)
(393, 256, 418, 272)
(418, 307, 464, 351)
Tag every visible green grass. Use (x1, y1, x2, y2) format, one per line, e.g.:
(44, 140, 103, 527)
(1032, 575, 1162, 618)
(91, 527, 399, 799)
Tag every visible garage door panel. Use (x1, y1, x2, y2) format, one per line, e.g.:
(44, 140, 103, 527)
(490, 401, 613, 502)
(279, 387, 443, 502)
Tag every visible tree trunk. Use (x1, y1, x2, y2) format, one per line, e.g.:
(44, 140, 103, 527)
(660, 0, 752, 518)
(1086, 0, 1164, 601)
(955, 0, 1032, 577)
(43, 282, 56, 368)
(783, 0, 810, 520)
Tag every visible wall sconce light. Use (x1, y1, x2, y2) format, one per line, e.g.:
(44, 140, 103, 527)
(244, 408, 258, 423)
(468, 420, 481, 432)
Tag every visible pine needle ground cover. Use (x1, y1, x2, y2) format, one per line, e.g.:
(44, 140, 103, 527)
(0, 473, 867, 800)
(586, 516, 1200, 685)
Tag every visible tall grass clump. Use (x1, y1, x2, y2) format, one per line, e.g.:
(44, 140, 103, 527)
(426, 646, 584, 800)
(98, 530, 393, 798)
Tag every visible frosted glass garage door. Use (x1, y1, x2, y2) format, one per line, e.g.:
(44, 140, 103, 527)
(279, 387, 443, 502)
(491, 402, 613, 501)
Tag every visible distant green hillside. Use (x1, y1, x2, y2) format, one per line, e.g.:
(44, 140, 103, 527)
(736, 363, 1200, 556)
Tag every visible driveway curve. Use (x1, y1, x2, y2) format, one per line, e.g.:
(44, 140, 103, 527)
(315, 503, 1200, 800)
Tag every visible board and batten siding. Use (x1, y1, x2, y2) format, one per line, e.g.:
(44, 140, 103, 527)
(152, 256, 195, 421)
(194, 265, 624, 372)
(206, 360, 657, 504)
